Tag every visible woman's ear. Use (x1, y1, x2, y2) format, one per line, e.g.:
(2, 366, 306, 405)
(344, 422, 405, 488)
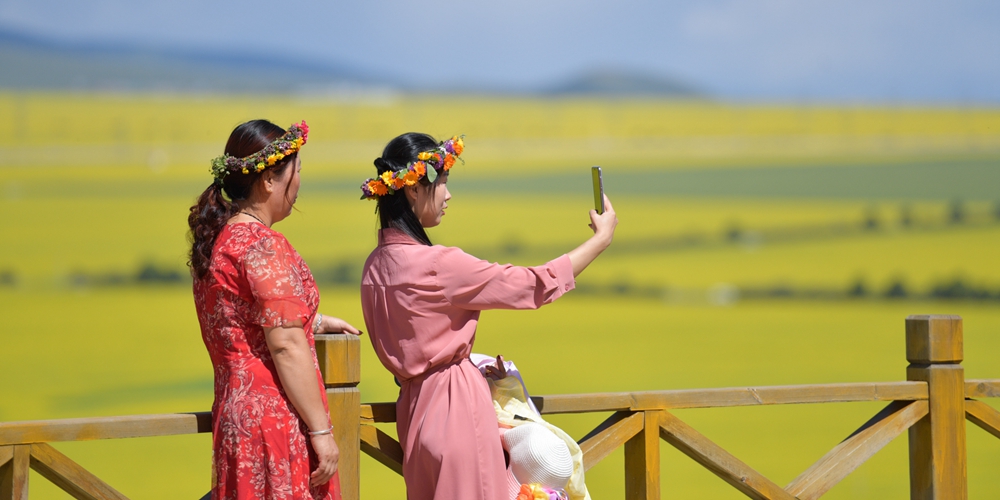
(404, 184, 419, 205)
(261, 170, 276, 195)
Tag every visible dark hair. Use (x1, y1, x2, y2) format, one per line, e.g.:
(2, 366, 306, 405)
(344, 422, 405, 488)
(187, 119, 297, 279)
(374, 132, 441, 246)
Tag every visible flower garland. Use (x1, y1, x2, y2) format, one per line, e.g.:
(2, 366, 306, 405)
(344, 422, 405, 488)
(360, 135, 464, 200)
(210, 121, 309, 183)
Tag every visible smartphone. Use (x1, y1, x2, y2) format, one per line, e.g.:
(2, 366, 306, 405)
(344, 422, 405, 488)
(591, 166, 605, 214)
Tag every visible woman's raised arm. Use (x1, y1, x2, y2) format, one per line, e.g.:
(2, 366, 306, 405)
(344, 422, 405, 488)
(436, 194, 617, 310)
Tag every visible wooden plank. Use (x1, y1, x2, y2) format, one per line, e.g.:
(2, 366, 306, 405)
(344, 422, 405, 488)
(329, 387, 360, 500)
(0, 412, 211, 445)
(0, 462, 7, 500)
(658, 411, 795, 500)
(908, 364, 968, 499)
(629, 382, 927, 411)
(360, 403, 397, 424)
(965, 379, 1000, 399)
(0, 445, 29, 500)
(0, 446, 10, 500)
(965, 400, 1000, 440)
(624, 411, 660, 500)
(357, 381, 929, 418)
(533, 393, 635, 414)
(29, 443, 128, 500)
(786, 400, 928, 500)
(367, 379, 928, 422)
(315, 334, 361, 387)
(528, 382, 927, 415)
(359, 424, 403, 476)
(577, 411, 643, 472)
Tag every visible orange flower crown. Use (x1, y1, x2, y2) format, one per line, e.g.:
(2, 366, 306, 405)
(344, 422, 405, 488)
(210, 121, 309, 184)
(360, 135, 464, 200)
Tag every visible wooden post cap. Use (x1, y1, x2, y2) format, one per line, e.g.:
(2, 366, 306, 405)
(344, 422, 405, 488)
(315, 334, 361, 387)
(906, 315, 963, 363)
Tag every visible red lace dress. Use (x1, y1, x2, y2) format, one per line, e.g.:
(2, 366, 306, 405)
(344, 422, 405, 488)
(193, 222, 341, 500)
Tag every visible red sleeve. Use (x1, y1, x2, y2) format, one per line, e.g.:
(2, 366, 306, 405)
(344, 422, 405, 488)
(244, 232, 312, 328)
(436, 247, 576, 311)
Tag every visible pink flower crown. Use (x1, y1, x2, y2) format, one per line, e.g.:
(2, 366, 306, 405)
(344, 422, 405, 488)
(360, 135, 464, 200)
(210, 121, 309, 183)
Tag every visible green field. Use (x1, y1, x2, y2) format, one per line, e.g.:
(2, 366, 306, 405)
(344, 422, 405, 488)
(1, 93, 999, 499)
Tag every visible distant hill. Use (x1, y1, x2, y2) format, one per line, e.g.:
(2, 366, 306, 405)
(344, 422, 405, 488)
(547, 68, 704, 97)
(0, 27, 383, 93)
(0, 27, 707, 97)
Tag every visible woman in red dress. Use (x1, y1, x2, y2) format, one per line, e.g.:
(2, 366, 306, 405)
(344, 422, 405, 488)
(189, 119, 360, 500)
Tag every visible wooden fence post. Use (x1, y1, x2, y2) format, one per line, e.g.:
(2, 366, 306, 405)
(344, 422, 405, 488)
(315, 334, 362, 500)
(905, 315, 967, 500)
(624, 410, 661, 500)
(0, 444, 29, 500)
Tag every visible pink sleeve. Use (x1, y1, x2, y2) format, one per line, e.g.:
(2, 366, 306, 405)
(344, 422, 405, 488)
(244, 233, 311, 328)
(435, 247, 575, 311)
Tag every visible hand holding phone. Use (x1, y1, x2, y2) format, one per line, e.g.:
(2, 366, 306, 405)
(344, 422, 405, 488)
(592, 166, 605, 214)
(570, 169, 617, 277)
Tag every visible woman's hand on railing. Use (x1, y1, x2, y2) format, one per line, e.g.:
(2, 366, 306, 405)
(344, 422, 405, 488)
(309, 433, 340, 487)
(318, 315, 363, 335)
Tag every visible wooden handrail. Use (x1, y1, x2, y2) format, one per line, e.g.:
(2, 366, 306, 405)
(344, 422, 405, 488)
(966, 379, 1000, 398)
(537, 380, 929, 414)
(0, 380, 939, 446)
(359, 380, 932, 424)
(0, 412, 211, 446)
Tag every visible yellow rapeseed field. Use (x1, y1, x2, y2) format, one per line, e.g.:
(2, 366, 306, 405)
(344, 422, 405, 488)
(2, 92, 1000, 173)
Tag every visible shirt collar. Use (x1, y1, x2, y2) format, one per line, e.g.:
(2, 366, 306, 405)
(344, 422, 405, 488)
(378, 227, 422, 246)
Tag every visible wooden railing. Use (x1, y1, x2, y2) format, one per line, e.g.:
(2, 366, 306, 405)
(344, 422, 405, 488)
(2, 314, 999, 499)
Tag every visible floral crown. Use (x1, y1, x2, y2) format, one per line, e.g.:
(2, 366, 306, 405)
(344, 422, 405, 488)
(210, 121, 309, 184)
(360, 135, 464, 200)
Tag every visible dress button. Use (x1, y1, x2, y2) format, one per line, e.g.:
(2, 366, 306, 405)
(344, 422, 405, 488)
(429, 270, 437, 276)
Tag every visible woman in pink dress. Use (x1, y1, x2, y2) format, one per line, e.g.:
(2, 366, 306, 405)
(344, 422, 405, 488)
(359, 133, 618, 500)
(189, 119, 360, 500)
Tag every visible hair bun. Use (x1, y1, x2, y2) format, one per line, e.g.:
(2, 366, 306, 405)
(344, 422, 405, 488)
(374, 157, 390, 172)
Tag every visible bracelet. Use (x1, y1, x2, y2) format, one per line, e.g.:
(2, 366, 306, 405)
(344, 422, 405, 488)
(312, 313, 323, 334)
(308, 426, 333, 436)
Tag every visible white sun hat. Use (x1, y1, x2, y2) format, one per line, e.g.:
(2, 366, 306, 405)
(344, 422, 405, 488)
(502, 423, 574, 491)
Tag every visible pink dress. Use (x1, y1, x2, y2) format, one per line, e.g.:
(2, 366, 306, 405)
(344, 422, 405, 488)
(193, 222, 341, 500)
(360, 228, 576, 500)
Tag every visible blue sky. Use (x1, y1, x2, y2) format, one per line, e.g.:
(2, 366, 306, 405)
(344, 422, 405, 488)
(1, 0, 998, 102)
